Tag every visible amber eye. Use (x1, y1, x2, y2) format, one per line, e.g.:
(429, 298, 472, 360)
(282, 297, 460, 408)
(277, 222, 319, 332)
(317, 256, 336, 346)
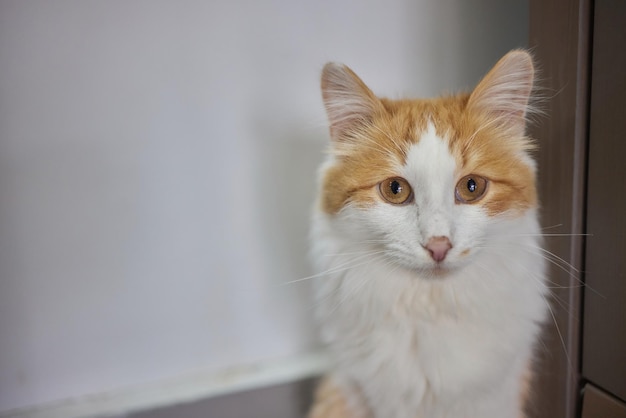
(379, 177, 413, 205)
(455, 175, 488, 203)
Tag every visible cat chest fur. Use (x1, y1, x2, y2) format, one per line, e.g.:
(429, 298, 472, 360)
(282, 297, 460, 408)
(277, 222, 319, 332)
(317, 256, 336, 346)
(311, 210, 547, 418)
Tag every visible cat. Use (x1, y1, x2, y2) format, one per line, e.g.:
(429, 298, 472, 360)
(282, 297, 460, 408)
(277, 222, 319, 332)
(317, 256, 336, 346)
(308, 50, 548, 418)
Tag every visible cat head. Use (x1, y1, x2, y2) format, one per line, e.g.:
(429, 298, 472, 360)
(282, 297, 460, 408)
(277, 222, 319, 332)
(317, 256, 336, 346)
(317, 50, 539, 275)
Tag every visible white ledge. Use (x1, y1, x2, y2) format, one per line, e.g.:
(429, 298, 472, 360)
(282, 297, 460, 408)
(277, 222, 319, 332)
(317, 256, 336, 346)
(1, 350, 329, 418)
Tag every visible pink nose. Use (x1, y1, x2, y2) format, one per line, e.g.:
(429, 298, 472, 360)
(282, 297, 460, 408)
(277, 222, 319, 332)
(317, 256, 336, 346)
(424, 236, 452, 262)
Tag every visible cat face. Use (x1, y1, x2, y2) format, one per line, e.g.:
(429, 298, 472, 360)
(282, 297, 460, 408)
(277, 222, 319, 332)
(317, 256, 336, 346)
(318, 51, 538, 276)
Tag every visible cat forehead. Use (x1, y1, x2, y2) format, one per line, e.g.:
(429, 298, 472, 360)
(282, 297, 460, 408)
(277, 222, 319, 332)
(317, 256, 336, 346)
(395, 110, 533, 174)
(402, 122, 458, 178)
(400, 123, 461, 184)
(374, 97, 473, 166)
(397, 123, 458, 210)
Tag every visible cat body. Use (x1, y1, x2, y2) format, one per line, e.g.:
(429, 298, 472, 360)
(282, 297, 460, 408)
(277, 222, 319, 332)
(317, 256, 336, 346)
(309, 51, 548, 418)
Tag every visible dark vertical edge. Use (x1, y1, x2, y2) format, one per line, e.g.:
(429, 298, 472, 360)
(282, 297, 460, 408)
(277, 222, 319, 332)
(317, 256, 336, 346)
(528, 0, 592, 417)
(573, 0, 593, 415)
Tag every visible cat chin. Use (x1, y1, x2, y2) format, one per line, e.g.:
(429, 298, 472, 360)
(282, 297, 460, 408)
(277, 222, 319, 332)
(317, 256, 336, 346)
(425, 264, 454, 278)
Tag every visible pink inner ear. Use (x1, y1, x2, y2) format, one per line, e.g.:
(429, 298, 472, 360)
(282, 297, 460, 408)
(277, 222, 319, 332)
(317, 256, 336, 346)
(467, 50, 534, 132)
(321, 63, 383, 141)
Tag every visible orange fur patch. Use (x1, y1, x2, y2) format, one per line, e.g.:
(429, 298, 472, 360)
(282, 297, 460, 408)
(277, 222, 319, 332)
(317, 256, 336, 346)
(308, 377, 363, 418)
(320, 93, 537, 217)
(518, 360, 534, 418)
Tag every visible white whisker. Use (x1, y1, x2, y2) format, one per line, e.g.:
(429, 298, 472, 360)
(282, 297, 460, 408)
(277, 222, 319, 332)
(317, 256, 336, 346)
(510, 233, 591, 237)
(322, 253, 392, 315)
(541, 223, 564, 230)
(485, 246, 576, 372)
(281, 249, 389, 285)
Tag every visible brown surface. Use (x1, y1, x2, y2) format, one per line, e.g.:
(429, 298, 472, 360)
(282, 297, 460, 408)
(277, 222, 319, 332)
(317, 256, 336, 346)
(130, 379, 316, 418)
(582, 0, 626, 403)
(528, 0, 592, 417)
(581, 384, 626, 418)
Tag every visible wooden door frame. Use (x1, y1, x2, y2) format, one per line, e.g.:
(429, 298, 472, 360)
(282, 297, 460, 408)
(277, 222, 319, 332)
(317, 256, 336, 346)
(528, 0, 592, 417)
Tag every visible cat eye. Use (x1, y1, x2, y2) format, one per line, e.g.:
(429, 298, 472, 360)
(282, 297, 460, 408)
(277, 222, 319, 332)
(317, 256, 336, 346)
(379, 177, 413, 205)
(455, 175, 488, 203)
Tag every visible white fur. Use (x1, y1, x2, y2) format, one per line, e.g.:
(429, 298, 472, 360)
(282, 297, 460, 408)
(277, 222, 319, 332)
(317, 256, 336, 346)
(311, 125, 548, 418)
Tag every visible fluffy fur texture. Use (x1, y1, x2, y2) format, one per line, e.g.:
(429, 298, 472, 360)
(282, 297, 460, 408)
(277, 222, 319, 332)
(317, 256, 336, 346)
(309, 50, 548, 418)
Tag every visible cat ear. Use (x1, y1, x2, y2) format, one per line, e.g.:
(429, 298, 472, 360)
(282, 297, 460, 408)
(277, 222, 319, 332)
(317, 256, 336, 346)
(467, 50, 535, 134)
(321, 63, 384, 142)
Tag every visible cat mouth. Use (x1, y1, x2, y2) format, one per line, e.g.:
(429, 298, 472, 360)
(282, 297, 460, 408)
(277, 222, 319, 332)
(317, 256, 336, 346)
(405, 261, 455, 279)
(391, 252, 457, 278)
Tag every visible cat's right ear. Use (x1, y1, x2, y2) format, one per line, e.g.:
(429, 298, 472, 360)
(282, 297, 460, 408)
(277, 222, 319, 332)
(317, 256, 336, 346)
(466, 50, 535, 136)
(321, 63, 383, 142)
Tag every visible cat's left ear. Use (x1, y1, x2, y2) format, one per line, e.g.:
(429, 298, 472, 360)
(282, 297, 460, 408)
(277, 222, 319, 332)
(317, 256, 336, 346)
(320, 63, 385, 143)
(467, 50, 535, 135)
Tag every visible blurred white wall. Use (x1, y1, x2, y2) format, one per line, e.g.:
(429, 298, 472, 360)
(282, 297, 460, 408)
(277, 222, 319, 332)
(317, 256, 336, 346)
(0, 0, 528, 415)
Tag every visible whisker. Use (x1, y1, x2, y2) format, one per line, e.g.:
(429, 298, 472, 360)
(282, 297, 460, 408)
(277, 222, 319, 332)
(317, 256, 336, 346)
(281, 250, 389, 285)
(528, 245, 580, 274)
(544, 291, 574, 371)
(323, 248, 386, 257)
(545, 284, 586, 290)
(483, 247, 577, 372)
(541, 223, 564, 231)
(509, 233, 591, 237)
(487, 241, 605, 299)
(323, 253, 393, 314)
(477, 245, 582, 324)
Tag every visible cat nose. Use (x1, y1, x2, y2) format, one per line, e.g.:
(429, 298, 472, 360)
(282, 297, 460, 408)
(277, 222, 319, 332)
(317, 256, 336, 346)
(424, 236, 452, 262)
